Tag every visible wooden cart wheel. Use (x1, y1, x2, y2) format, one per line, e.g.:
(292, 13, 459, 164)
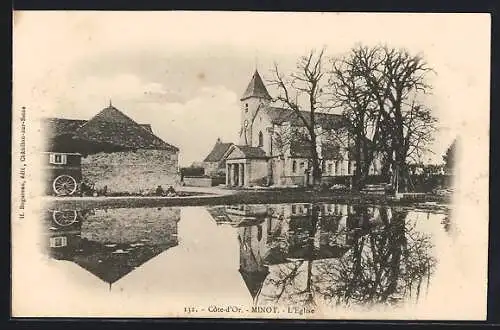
(52, 210, 78, 226)
(52, 175, 77, 196)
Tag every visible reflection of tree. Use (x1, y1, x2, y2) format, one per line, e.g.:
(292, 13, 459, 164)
(259, 204, 436, 308)
(441, 214, 452, 233)
(316, 207, 436, 306)
(261, 205, 321, 308)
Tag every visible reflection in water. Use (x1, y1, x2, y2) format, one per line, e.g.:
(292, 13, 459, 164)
(209, 203, 438, 309)
(43, 207, 180, 288)
(41, 202, 445, 311)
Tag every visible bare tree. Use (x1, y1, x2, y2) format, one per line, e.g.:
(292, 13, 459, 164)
(270, 49, 335, 187)
(329, 46, 386, 190)
(329, 45, 437, 193)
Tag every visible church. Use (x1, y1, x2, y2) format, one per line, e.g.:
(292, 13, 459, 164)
(205, 70, 382, 188)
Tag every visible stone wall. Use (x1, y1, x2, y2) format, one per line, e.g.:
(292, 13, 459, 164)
(81, 207, 180, 244)
(183, 176, 213, 187)
(203, 162, 217, 176)
(247, 159, 269, 186)
(82, 149, 179, 194)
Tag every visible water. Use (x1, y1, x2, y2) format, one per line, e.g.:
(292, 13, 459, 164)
(36, 202, 455, 318)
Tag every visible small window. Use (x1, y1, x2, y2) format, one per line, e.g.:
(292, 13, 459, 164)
(245, 103, 249, 113)
(335, 160, 341, 175)
(49, 153, 67, 165)
(257, 225, 263, 242)
(292, 160, 297, 173)
(291, 205, 297, 214)
(50, 236, 67, 248)
(348, 161, 352, 175)
(258, 131, 264, 147)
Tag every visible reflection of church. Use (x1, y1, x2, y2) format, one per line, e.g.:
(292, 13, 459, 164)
(226, 202, 402, 304)
(43, 207, 180, 288)
(209, 202, 362, 301)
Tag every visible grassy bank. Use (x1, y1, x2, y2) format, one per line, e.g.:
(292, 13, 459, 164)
(44, 189, 451, 211)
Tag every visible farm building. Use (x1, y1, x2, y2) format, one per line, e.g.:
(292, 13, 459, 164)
(202, 138, 233, 177)
(42, 103, 180, 195)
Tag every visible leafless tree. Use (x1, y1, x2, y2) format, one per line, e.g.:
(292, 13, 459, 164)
(329, 45, 437, 193)
(269, 49, 336, 187)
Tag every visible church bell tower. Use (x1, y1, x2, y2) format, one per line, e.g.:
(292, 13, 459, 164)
(239, 70, 272, 146)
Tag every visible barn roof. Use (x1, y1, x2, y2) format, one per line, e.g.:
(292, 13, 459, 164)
(203, 139, 234, 162)
(42, 118, 87, 140)
(42, 105, 179, 152)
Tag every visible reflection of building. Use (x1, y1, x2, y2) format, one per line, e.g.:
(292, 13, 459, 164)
(226, 203, 355, 301)
(43, 207, 180, 287)
(218, 203, 425, 307)
(238, 225, 270, 302)
(207, 204, 269, 227)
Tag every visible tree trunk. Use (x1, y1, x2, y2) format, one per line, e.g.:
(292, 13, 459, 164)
(309, 133, 322, 187)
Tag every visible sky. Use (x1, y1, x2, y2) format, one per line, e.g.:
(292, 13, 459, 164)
(13, 11, 490, 166)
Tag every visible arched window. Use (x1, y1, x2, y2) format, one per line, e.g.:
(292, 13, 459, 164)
(336, 160, 341, 175)
(257, 225, 262, 242)
(292, 160, 297, 173)
(258, 131, 264, 147)
(245, 103, 248, 113)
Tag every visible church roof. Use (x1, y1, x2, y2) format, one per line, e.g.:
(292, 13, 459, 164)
(239, 268, 269, 299)
(288, 141, 343, 159)
(74, 105, 179, 152)
(203, 140, 234, 162)
(265, 107, 344, 129)
(240, 70, 272, 101)
(226, 145, 268, 160)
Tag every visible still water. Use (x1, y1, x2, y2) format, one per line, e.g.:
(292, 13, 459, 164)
(37, 202, 455, 318)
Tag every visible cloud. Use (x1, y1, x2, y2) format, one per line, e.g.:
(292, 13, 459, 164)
(30, 73, 241, 166)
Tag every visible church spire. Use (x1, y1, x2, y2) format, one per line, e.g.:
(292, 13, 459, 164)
(240, 70, 272, 101)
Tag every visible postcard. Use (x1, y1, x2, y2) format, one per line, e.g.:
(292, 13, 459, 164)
(11, 11, 490, 319)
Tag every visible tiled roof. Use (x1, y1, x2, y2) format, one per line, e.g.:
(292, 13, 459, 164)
(289, 141, 343, 159)
(237, 145, 267, 159)
(322, 144, 343, 160)
(265, 107, 344, 129)
(43, 105, 179, 152)
(203, 141, 234, 162)
(42, 118, 153, 138)
(42, 118, 87, 139)
(241, 70, 272, 101)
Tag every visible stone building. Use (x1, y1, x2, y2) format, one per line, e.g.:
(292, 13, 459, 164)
(42, 103, 179, 194)
(223, 70, 382, 187)
(202, 138, 233, 177)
